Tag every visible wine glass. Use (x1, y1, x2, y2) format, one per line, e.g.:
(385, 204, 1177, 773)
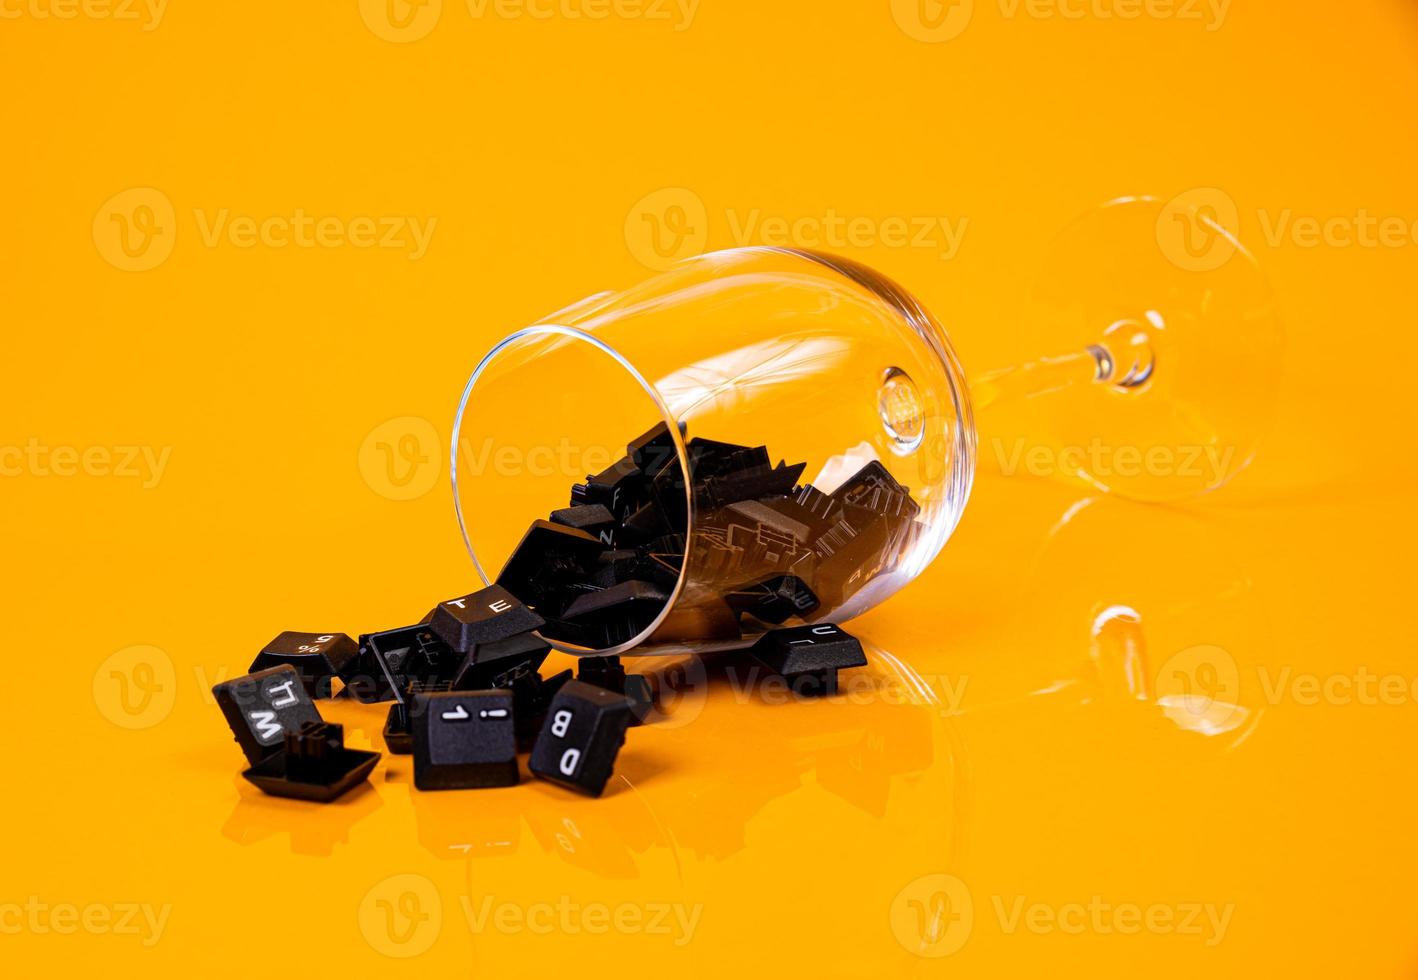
(451, 196, 1281, 656)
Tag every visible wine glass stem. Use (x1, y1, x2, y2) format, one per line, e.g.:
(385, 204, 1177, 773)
(970, 346, 1109, 412)
(970, 319, 1159, 411)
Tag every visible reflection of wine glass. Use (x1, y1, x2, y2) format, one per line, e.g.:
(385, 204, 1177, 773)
(453, 197, 1282, 655)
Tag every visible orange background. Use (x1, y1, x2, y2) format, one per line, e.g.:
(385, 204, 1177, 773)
(3, 1, 1417, 975)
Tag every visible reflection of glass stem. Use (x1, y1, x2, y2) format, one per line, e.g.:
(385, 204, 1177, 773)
(971, 317, 1161, 412)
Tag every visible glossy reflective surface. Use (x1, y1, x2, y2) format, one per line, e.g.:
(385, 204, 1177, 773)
(4, 2, 1417, 976)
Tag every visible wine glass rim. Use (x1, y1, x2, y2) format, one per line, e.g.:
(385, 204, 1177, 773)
(451, 323, 694, 657)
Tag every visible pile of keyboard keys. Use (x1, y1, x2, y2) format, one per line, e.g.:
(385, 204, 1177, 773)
(213, 613, 867, 802)
(212, 423, 912, 802)
(499, 422, 925, 648)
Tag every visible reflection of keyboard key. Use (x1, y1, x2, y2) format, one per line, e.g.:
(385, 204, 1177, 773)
(751, 623, 867, 697)
(832, 461, 920, 519)
(728, 574, 821, 625)
(249, 631, 357, 699)
(529, 680, 634, 797)
(429, 584, 545, 654)
(413, 690, 520, 790)
(212, 666, 323, 765)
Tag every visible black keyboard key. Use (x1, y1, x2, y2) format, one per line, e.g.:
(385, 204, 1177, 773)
(384, 679, 454, 755)
(249, 631, 357, 699)
(623, 674, 654, 725)
(575, 456, 644, 519)
(213, 666, 323, 765)
(343, 624, 453, 703)
(685, 437, 763, 478)
(575, 656, 653, 722)
(512, 668, 574, 751)
(497, 520, 607, 612)
(700, 460, 806, 508)
(628, 421, 684, 476)
(550, 504, 619, 548)
(242, 721, 379, 803)
(561, 580, 669, 649)
(412, 690, 520, 790)
(451, 632, 551, 690)
(429, 584, 546, 654)
(750, 623, 867, 696)
(529, 680, 634, 797)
